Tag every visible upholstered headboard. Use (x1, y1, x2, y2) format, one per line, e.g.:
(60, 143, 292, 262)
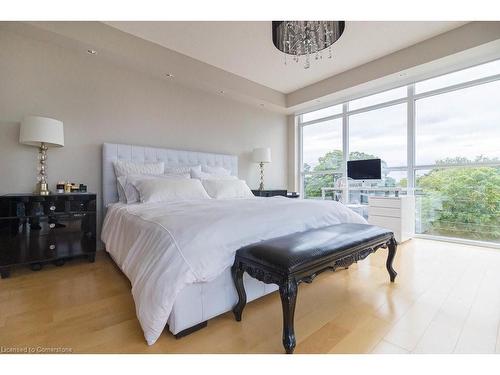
(102, 143, 238, 208)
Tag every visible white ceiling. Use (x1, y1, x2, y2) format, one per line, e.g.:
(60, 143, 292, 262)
(105, 21, 467, 94)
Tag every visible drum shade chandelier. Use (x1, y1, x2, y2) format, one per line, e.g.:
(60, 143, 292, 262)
(272, 21, 345, 69)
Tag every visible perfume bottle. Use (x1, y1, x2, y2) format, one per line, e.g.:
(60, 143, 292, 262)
(64, 182, 72, 193)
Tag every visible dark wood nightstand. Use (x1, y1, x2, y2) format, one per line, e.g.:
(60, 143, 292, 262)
(251, 190, 299, 198)
(0, 193, 97, 278)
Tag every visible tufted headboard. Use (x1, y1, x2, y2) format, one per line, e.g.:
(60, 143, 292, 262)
(102, 143, 238, 209)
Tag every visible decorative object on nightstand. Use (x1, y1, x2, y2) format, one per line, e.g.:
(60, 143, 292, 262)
(251, 190, 299, 198)
(19, 116, 64, 196)
(0, 193, 96, 279)
(252, 147, 271, 191)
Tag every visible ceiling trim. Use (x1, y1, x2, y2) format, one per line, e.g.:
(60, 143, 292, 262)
(2, 21, 499, 116)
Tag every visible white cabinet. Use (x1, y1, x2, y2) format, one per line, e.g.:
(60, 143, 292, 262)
(368, 196, 415, 243)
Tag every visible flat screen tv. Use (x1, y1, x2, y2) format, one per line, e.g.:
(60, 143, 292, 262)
(347, 159, 381, 180)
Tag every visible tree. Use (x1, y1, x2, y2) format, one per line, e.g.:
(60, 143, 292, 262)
(304, 150, 500, 242)
(304, 150, 382, 198)
(417, 159, 500, 241)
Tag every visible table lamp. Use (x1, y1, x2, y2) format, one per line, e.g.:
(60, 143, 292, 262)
(252, 147, 271, 190)
(19, 116, 64, 195)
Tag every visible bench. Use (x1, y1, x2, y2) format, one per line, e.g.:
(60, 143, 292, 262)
(231, 223, 397, 354)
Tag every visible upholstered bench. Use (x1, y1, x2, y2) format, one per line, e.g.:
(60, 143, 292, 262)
(231, 223, 397, 354)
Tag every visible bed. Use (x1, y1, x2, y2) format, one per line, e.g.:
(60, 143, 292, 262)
(101, 142, 367, 345)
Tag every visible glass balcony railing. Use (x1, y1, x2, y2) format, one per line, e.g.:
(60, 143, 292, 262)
(414, 166, 500, 244)
(303, 165, 499, 245)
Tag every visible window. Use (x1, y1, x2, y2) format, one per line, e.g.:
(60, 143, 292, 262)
(299, 58, 500, 245)
(348, 86, 407, 111)
(302, 119, 342, 199)
(301, 104, 342, 123)
(302, 119, 342, 170)
(416, 59, 500, 94)
(414, 79, 500, 243)
(414, 166, 500, 243)
(348, 103, 407, 168)
(415, 80, 500, 165)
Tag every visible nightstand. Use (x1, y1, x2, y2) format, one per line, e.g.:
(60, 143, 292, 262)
(0, 193, 97, 278)
(251, 190, 299, 198)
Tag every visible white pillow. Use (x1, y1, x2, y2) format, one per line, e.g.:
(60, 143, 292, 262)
(118, 174, 190, 204)
(164, 165, 201, 175)
(134, 178, 211, 204)
(116, 180, 127, 203)
(201, 179, 254, 199)
(191, 168, 238, 180)
(113, 160, 164, 177)
(202, 165, 231, 177)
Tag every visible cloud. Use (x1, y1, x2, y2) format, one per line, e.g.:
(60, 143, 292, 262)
(303, 79, 500, 167)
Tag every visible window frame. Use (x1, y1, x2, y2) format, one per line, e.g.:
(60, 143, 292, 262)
(298, 59, 500, 248)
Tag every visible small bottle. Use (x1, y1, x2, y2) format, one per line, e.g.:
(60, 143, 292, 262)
(56, 181, 65, 194)
(64, 182, 72, 193)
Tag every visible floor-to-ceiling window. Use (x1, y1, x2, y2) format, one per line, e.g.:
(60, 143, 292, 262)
(299, 59, 500, 246)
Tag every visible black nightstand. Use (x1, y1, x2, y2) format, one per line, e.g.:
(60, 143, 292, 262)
(251, 190, 300, 198)
(0, 193, 97, 278)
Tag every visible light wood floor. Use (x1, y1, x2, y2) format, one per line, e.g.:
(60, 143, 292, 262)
(1, 238, 500, 354)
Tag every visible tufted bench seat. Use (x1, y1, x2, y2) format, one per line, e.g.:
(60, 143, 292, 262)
(231, 223, 398, 354)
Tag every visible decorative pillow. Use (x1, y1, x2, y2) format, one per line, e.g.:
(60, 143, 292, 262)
(117, 180, 127, 203)
(201, 165, 231, 177)
(113, 160, 164, 177)
(201, 179, 254, 199)
(164, 164, 201, 175)
(191, 168, 237, 180)
(133, 178, 211, 204)
(118, 174, 190, 204)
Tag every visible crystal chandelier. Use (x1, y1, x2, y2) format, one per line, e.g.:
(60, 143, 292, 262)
(272, 21, 345, 69)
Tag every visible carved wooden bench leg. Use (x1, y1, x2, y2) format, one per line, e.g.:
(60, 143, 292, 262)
(279, 278, 298, 354)
(231, 263, 247, 321)
(386, 237, 398, 282)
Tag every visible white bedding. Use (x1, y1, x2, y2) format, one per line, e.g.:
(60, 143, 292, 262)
(101, 197, 367, 345)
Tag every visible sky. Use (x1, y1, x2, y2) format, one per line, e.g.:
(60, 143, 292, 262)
(302, 60, 500, 170)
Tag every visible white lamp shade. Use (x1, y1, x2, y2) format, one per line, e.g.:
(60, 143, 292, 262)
(19, 116, 64, 147)
(252, 147, 271, 163)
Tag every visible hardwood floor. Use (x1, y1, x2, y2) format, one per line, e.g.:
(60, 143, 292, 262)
(1, 238, 500, 354)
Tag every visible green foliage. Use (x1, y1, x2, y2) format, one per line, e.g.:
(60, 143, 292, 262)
(417, 162, 500, 241)
(304, 150, 380, 198)
(304, 150, 500, 242)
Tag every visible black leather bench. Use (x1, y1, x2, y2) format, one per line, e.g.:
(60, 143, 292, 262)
(231, 223, 397, 354)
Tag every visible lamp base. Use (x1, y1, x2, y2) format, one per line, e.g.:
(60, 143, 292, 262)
(36, 182, 50, 196)
(258, 162, 265, 191)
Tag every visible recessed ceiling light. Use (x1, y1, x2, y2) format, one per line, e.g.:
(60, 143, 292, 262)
(165, 73, 174, 78)
(87, 49, 97, 55)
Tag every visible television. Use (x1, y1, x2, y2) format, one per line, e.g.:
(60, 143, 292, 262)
(347, 159, 381, 180)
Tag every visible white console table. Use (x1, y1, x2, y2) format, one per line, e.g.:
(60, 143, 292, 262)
(368, 196, 415, 243)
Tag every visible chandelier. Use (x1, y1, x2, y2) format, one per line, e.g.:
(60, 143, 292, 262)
(272, 21, 345, 69)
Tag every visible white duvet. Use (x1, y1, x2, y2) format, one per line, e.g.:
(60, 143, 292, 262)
(101, 197, 366, 345)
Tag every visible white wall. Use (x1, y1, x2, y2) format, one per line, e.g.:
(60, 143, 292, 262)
(0, 28, 289, 233)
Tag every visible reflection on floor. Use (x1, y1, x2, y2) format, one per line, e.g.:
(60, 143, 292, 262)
(1, 238, 499, 353)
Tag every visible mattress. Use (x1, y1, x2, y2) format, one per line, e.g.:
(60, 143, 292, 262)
(101, 197, 367, 345)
